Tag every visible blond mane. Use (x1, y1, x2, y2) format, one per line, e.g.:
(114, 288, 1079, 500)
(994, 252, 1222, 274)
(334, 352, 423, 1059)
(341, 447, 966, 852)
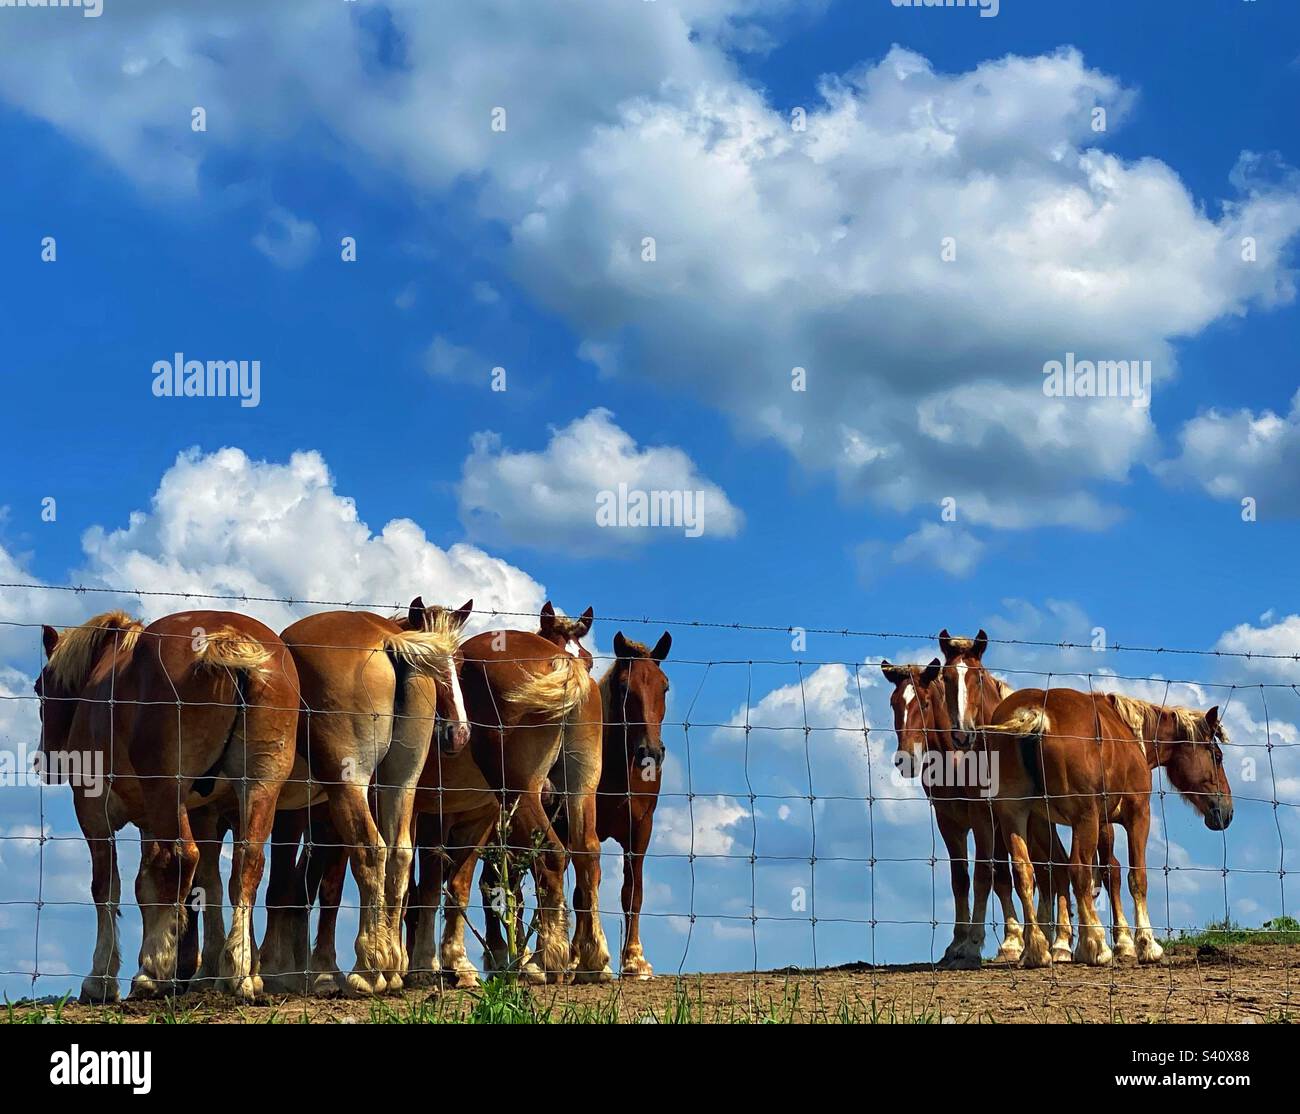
(384, 608, 466, 686)
(46, 610, 144, 691)
(1107, 694, 1226, 751)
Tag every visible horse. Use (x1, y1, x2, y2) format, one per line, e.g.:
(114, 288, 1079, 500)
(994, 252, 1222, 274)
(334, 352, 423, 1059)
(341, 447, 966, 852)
(981, 687, 1232, 967)
(306, 610, 604, 987)
(937, 629, 1076, 962)
(881, 657, 1069, 967)
(458, 626, 611, 983)
(477, 611, 670, 979)
(35, 609, 300, 1002)
(260, 599, 472, 996)
(1098, 694, 1234, 961)
(538, 600, 594, 671)
(589, 630, 671, 979)
(474, 601, 596, 976)
(471, 601, 597, 979)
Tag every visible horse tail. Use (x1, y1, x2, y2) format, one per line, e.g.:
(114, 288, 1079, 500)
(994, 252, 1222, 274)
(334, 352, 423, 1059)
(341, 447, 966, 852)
(194, 627, 273, 673)
(985, 706, 1051, 798)
(502, 653, 592, 722)
(382, 629, 457, 726)
(192, 628, 278, 795)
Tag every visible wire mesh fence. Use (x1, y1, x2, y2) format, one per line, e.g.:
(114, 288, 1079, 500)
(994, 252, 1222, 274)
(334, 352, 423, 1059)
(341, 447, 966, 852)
(0, 581, 1296, 1021)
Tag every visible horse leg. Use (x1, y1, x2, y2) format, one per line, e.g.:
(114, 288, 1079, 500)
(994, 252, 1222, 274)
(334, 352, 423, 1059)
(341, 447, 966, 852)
(306, 812, 348, 995)
(967, 811, 996, 966)
(440, 809, 495, 988)
(1098, 820, 1135, 959)
(999, 804, 1050, 967)
(220, 776, 281, 999)
(1126, 803, 1164, 963)
(554, 700, 612, 984)
(133, 806, 201, 998)
(936, 815, 975, 968)
(73, 795, 121, 1004)
(186, 805, 228, 992)
(322, 779, 388, 996)
(260, 807, 309, 994)
(374, 700, 434, 992)
(1036, 820, 1075, 963)
(620, 818, 654, 979)
(512, 790, 569, 983)
(1068, 808, 1112, 966)
(988, 821, 1023, 961)
(406, 812, 442, 987)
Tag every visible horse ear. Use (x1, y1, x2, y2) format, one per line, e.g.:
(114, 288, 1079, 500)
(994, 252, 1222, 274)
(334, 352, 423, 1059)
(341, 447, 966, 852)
(42, 625, 59, 659)
(1205, 705, 1220, 732)
(453, 599, 474, 629)
(575, 606, 594, 640)
(880, 660, 905, 684)
(938, 628, 953, 660)
(539, 600, 556, 634)
(651, 631, 671, 662)
(407, 596, 427, 630)
(921, 658, 942, 687)
(973, 629, 989, 659)
(613, 631, 631, 659)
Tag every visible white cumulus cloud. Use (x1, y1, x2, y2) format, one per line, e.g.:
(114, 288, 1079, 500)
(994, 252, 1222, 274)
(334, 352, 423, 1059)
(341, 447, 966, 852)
(458, 408, 742, 553)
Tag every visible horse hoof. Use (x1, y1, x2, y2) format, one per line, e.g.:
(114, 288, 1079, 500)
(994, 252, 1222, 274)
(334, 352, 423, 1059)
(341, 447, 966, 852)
(405, 969, 440, 989)
(1050, 945, 1074, 964)
(310, 973, 344, 998)
(621, 955, 654, 980)
(1137, 937, 1165, 964)
(995, 945, 1023, 963)
(574, 965, 615, 985)
(945, 955, 981, 971)
(129, 973, 173, 999)
(1021, 936, 1052, 969)
(1113, 939, 1138, 961)
(228, 976, 259, 1000)
(80, 978, 120, 1005)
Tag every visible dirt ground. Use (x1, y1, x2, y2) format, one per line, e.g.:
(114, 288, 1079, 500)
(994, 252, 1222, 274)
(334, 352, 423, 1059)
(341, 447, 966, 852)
(12, 943, 1298, 1024)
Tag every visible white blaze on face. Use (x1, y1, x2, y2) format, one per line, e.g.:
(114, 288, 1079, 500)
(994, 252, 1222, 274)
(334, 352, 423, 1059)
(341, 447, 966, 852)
(564, 640, 582, 659)
(902, 683, 916, 714)
(445, 655, 468, 725)
(955, 661, 971, 731)
(898, 681, 923, 770)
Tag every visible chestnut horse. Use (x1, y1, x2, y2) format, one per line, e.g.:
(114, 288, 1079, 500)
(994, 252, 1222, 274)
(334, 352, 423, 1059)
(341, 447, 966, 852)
(938, 630, 1075, 961)
(459, 626, 610, 982)
(260, 601, 472, 996)
(881, 658, 1069, 967)
(589, 630, 671, 979)
(307, 614, 605, 987)
(478, 614, 670, 979)
(35, 610, 299, 1002)
(1098, 694, 1234, 961)
(982, 687, 1232, 967)
(408, 600, 596, 986)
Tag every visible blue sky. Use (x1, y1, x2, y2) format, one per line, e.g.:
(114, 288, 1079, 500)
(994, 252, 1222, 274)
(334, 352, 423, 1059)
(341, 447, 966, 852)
(1, 0, 1299, 997)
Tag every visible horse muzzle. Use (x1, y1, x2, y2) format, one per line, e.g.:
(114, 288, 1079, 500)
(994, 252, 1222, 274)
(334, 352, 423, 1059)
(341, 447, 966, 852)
(437, 721, 471, 755)
(633, 745, 664, 777)
(1204, 799, 1233, 831)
